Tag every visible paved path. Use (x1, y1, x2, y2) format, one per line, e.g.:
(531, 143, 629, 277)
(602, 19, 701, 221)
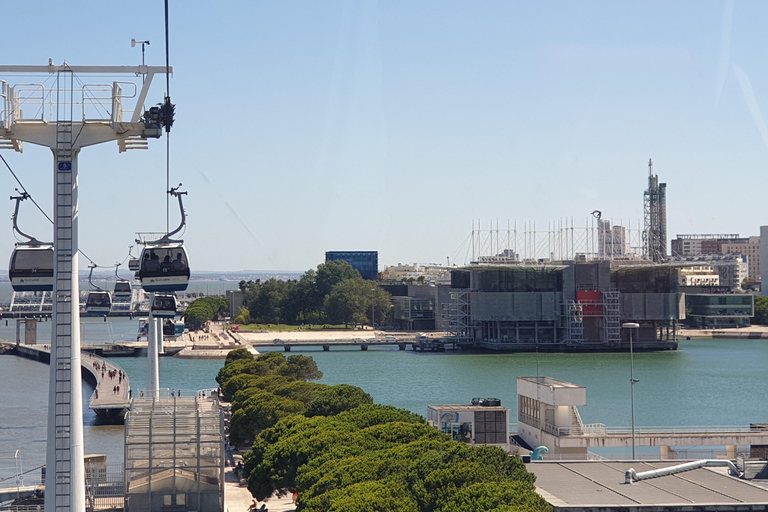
(80, 351, 131, 408)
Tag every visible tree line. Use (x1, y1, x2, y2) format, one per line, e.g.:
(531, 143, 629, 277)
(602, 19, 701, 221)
(235, 260, 391, 327)
(182, 296, 229, 330)
(217, 350, 550, 512)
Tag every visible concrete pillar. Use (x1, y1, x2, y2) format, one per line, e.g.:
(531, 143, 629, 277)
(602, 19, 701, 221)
(727, 445, 738, 459)
(660, 445, 671, 459)
(147, 296, 159, 399)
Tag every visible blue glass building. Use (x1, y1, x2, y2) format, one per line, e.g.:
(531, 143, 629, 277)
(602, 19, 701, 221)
(325, 251, 379, 280)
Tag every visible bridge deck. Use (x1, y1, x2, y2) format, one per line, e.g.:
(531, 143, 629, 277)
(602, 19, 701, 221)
(7, 343, 131, 416)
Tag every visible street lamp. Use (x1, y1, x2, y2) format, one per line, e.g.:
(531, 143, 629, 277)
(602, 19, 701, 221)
(622, 322, 640, 459)
(370, 289, 375, 331)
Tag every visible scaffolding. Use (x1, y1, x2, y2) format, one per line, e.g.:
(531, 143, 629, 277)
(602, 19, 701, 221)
(603, 290, 621, 345)
(643, 158, 668, 263)
(564, 302, 584, 345)
(448, 290, 472, 342)
(124, 396, 225, 512)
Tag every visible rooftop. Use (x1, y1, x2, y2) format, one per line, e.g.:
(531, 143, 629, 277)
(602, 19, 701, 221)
(528, 460, 768, 511)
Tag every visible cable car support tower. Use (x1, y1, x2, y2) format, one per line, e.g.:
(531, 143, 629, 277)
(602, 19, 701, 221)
(0, 62, 172, 512)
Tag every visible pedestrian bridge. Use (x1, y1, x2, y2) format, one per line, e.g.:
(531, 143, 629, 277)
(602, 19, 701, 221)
(8, 343, 131, 423)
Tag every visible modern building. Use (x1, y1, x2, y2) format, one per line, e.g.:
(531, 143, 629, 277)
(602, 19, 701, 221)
(446, 261, 682, 351)
(684, 294, 754, 328)
(124, 395, 225, 512)
(427, 399, 510, 450)
(325, 251, 378, 280)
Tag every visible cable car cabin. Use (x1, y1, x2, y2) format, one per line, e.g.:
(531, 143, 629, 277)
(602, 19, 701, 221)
(113, 280, 132, 298)
(86, 291, 112, 314)
(128, 258, 140, 272)
(138, 244, 190, 292)
(151, 294, 177, 318)
(9, 245, 54, 292)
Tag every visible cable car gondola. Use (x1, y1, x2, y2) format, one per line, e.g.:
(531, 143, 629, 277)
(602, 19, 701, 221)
(114, 280, 132, 298)
(85, 265, 112, 314)
(151, 293, 177, 318)
(138, 186, 190, 292)
(85, 291, 112, 314)
(8, 193, 54, 292)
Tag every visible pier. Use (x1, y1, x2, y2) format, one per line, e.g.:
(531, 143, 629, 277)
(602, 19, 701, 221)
(3, 342, 131, 423)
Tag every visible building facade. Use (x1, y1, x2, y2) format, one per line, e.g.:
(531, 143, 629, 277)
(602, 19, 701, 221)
(325, 251, 379, 280)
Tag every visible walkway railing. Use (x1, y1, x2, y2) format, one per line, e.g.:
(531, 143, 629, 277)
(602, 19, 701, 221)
(553, 424, 768, 437)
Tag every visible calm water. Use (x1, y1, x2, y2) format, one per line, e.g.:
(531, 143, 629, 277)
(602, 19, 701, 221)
(2, 337, 768, 473)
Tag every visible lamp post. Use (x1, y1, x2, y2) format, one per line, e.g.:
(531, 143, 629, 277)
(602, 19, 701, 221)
(622, 322, 640, 459)
(370, 289, 375, 331)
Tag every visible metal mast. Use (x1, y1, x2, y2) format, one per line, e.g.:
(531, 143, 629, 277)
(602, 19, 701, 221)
(0, 62, 171, 512)
(643, 159, 667, 263)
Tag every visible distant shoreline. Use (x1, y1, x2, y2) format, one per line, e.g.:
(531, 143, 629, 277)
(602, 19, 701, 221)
(678, 325, 768, 340)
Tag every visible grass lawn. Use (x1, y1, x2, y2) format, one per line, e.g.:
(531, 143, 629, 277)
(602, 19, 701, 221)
(233, 323, 360, 332)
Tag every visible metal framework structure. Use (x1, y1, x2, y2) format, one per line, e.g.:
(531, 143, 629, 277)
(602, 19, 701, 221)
(447, 290, 472, 342)
(1, 62, 170, 512)
(643, 159, 667, 263)
(124, 396, 225, 512)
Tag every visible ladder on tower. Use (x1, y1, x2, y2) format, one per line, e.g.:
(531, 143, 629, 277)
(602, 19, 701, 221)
(53, 68, 76, 510)
(603, 289, 621, 345)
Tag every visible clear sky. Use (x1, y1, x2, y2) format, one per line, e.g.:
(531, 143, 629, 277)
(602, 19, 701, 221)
(1, 1, 767, 272)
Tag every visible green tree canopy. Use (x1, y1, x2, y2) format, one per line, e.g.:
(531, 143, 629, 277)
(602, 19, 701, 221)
(305, 384, 374, 417)
(316, 260, 362, 298)
(755, 297, 768, 325)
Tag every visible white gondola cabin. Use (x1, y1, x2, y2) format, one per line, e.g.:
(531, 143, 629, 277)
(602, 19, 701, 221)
(9, 245, 54, 292)
(151, 294, 178, 318)
(86, 291, 112, 314)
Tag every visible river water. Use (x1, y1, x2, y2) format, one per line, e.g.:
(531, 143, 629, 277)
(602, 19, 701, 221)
(3, 331, 768, 474)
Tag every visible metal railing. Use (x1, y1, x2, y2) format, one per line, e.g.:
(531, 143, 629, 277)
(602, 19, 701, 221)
(555, 424, 767, 437)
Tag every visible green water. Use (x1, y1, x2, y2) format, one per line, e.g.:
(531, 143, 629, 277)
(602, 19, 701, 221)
(1, 338, 766, 471)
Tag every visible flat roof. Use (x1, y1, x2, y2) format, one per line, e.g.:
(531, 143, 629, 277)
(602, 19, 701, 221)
(427, 404, 508, 412)
(518, 376, 585, 389)
(528, 460, 768, 511)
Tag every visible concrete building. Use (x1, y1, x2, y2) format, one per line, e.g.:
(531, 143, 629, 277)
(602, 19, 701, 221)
(677, 266, 720, 287)
(598, 220, 629, 258)
(671, 234, 760, 282)
(671, 254, 747, 291)
(427, 399, 510, 450)
(447, 261, 682, 351)
(722, 236, 761, 281)
(762, 226, 768, 295)
(671, 234, 742, 257)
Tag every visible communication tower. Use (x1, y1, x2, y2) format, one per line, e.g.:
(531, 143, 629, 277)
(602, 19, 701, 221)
(643, 158, 667, 263)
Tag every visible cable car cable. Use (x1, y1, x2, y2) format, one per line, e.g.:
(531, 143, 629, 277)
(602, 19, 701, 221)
(0, 155, 52, 224)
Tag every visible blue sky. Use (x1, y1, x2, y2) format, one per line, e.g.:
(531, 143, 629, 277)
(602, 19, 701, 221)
(1, 1, 767, 272)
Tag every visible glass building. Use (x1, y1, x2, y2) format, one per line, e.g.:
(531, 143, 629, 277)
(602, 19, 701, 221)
(325, 251, 379, 280)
